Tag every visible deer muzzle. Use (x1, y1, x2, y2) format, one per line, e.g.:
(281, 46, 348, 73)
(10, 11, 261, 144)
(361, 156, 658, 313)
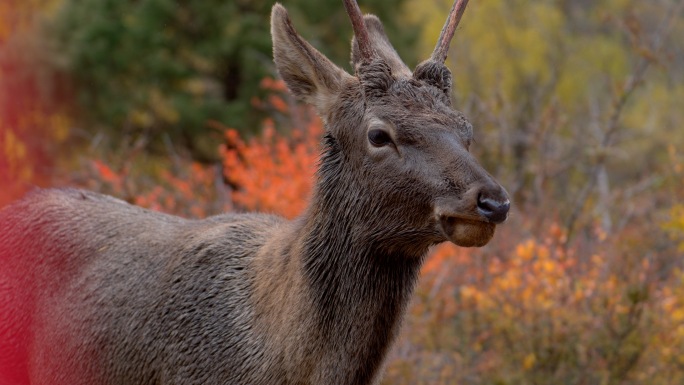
(434, 179, 509, 247)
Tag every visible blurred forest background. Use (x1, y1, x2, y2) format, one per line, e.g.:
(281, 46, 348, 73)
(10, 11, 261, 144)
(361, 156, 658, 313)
(2, 0, 684, 383)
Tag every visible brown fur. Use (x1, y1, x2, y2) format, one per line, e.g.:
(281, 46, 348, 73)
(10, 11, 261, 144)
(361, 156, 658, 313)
(0, 2, 509, 385)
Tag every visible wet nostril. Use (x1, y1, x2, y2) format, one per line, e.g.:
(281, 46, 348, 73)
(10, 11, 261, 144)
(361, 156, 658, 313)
(477, 194, 510, 224)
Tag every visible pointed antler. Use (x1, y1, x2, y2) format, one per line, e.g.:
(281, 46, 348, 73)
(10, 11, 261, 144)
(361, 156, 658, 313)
(431, 0, 470, 63)
(343, 0, 375, 61)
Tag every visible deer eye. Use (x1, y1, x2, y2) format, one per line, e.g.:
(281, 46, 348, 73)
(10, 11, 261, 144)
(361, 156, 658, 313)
(368, 129, 393, 147)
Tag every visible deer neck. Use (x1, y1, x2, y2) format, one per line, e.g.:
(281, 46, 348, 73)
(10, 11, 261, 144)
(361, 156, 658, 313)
(292, 134, 429, 382)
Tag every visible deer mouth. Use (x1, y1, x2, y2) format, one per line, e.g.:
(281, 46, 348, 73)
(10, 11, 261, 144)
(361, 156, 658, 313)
(437, 214, 496, 248)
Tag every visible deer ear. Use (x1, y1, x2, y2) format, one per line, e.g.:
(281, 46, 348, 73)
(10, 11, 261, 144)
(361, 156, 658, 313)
(271, 4, 352, 113)
(351, 15, 411, 77)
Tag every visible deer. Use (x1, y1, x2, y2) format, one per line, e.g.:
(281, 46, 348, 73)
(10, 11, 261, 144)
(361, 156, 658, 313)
(0, 1, 509, 384)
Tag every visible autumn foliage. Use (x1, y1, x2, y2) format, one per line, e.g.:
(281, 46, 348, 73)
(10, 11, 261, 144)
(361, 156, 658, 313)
(219, 79, 322, 218)
(388, 229, 684, 385)
(0, 0, 69, 207)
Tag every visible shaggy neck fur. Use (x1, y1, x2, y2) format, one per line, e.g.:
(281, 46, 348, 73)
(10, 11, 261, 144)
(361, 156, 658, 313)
(295, 134, 428, 383)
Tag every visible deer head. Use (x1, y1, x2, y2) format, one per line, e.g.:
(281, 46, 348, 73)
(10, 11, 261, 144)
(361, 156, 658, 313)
(271, 0, 509, 250)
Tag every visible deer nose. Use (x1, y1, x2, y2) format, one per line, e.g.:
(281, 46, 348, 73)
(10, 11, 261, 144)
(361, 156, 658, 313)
(476, 189, 510, 224)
